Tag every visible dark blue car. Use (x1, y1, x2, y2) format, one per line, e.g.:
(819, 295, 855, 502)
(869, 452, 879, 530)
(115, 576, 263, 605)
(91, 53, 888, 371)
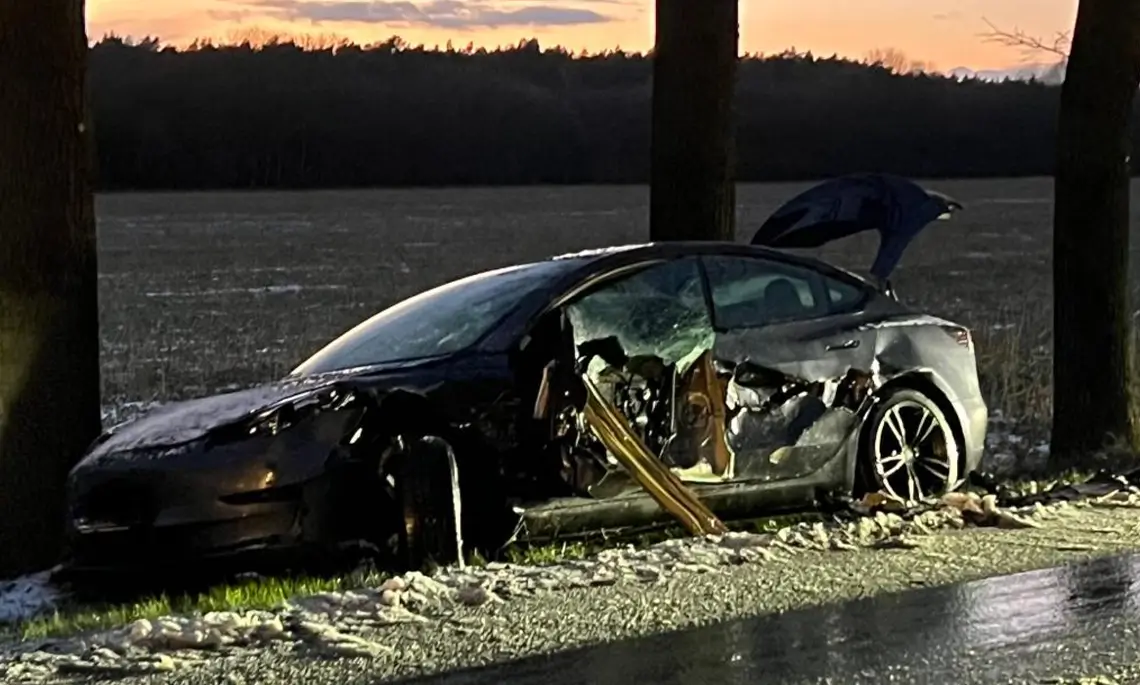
(64, 175, 986, 576)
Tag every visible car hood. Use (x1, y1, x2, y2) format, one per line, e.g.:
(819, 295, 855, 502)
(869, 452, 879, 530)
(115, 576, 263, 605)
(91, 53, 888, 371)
(80, 358, 444, 464)
(750, 173, 962, 280)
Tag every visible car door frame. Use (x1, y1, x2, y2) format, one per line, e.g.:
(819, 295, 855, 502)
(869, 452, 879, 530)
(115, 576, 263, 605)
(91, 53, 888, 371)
(697, 252, 880, 484)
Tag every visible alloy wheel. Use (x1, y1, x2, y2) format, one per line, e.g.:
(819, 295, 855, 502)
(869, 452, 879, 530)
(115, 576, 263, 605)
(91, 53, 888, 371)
(871, 398, 958, 501)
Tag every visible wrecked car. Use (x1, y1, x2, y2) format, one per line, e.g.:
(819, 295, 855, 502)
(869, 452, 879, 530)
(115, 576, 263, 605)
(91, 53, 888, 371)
(63, 173, 986, 575)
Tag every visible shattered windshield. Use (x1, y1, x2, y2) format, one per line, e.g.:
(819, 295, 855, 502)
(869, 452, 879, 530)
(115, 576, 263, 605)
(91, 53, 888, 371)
(291, 260, 581, 376)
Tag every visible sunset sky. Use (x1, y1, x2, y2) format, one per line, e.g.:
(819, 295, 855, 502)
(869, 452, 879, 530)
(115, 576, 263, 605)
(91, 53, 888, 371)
(86, 0, 1077, 71)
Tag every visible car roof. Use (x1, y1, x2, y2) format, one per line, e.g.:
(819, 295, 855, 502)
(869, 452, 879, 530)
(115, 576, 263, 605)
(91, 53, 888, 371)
(472, 240, 878, 354)
(549, 240, 873, 287)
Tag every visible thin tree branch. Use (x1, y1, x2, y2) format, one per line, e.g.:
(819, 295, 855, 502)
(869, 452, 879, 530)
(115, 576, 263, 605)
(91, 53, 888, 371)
(979, 17, 1071, 61)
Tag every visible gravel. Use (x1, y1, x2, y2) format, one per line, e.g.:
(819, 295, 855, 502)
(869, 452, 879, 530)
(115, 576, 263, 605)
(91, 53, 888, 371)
(6, 491, 1140, 684)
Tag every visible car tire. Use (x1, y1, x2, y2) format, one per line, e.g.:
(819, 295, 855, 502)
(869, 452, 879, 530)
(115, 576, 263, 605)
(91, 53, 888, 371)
(393, 434, 464, 571)
(857, 388, 962, 501)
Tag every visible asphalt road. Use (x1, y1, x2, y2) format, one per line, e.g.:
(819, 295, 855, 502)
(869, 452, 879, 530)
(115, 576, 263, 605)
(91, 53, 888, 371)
(397, 552, 1140, 685)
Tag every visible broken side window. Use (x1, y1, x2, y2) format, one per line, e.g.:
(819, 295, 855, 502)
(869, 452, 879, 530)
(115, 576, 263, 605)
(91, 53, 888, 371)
(565, 257, 714, 373)
(702, 256, 830, 329)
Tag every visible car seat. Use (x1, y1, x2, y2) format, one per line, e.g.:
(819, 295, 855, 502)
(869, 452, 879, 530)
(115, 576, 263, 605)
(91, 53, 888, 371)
(763, 278, 805, 322)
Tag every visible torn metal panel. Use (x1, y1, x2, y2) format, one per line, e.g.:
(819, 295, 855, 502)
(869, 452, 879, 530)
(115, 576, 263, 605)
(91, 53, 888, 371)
(532, 361, 554, 420)
(868, 318, 988, 478)
(581, 375, 728, 537)
(662, 350, 733, 480)
(711, 314, 876, 484)
(724, 363, 873, 481)
(81, 355, 451, 462)
(761, 407, 859, 481)
(559, 253, 881, 499)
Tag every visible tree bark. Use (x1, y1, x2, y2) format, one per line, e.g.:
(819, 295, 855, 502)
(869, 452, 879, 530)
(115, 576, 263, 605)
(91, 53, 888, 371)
(649, 0, 738, 242)
(1050, 0, 1140, 469)
(0, 0, 101, 575)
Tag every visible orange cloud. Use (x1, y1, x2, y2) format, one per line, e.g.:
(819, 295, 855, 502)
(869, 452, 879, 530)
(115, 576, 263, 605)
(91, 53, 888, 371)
(229, 0, 618, 27)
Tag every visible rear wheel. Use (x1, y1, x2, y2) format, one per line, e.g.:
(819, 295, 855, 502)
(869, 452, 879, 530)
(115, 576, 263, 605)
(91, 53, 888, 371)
(859, 388, 961, 501)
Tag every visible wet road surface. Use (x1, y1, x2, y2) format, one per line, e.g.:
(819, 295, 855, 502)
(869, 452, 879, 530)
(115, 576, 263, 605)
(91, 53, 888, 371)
(398, 553, 1140, 685)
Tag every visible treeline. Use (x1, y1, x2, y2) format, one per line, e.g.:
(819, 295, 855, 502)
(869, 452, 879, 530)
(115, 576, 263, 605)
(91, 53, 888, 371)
(89, 34, 1079, 190)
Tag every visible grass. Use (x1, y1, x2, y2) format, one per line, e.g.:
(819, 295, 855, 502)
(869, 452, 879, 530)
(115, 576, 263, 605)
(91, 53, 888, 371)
(506, 541, 593, 565)
(970, 303, 1140, 469)
(502, 511, 828, 566)
(18, 567, 387, 642)
(970, 305, 1140, 428)
(971, 306, 1055, 425)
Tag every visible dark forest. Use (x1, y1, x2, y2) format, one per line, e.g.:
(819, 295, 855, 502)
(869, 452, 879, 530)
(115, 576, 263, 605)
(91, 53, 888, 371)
(90, 35, 1087, 190)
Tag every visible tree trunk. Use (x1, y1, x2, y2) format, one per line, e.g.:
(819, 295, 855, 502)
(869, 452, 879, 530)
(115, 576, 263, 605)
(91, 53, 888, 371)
(0, 0, 101, 575)
(649, 0, 738, 242)
(1050, 0, 1140, 469)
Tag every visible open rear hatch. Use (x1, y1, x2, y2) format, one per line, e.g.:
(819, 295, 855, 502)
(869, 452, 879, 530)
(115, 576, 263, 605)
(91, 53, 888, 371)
(750, 173, 963, 283)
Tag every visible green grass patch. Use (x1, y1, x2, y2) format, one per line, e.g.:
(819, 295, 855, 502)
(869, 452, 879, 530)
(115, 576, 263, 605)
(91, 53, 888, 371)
(18, 567, 387, 642)
(501, 511, 829, 567)
(505, 541, 592, 565)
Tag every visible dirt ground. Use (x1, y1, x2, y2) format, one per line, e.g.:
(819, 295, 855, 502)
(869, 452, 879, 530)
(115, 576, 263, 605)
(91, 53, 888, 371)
(92, 177, 1140, 413)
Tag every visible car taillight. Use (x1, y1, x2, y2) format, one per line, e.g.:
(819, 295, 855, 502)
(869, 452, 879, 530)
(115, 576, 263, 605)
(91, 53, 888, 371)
(953, 328, 973, 353)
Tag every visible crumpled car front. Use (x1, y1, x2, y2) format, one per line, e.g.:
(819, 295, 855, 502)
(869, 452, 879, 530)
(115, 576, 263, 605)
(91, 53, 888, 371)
(64, 383, 364, 572)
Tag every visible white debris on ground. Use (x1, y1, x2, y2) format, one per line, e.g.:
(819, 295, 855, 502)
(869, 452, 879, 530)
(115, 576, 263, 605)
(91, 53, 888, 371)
(0, 570, 63, 624)
(5, 489, 1138, 682)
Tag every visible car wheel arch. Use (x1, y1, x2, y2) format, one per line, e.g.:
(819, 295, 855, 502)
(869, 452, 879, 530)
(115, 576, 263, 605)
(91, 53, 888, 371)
(373, 389, 442, 438)
(849, 371, 968, 495)
(365, 389, 512, 566)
